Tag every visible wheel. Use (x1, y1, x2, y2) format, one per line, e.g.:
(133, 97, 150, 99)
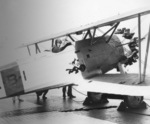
(124, 96, 144, 109)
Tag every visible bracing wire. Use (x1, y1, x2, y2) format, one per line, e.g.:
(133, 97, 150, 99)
(72, 87, 87, 96)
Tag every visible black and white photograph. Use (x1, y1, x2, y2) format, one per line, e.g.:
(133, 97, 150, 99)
(0, 0, 150, 124)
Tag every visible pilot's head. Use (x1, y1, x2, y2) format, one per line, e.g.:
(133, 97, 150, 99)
(55, 39, 62, 47)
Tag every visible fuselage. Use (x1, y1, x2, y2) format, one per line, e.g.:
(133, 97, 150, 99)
(75, 35, 125, 78)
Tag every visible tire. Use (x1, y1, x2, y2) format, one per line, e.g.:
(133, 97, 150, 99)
(124, 96, 144, 109)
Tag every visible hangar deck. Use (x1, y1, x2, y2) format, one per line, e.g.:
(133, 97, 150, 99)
(0, 89, 150, 124)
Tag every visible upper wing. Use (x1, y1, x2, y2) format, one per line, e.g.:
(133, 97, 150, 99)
(20, 6, 150, 47)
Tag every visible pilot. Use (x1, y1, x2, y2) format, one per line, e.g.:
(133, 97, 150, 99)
(52, 39, 76, 99)
(52, 38, 72, 53)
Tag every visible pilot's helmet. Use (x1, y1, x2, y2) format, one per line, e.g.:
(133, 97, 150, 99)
(55, 39, 62, 44)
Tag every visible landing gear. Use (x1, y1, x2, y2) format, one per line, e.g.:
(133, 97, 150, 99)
(83, 92, 109, 105)
(83, 92, 147, 110)
(118, 96, 146, 110)
(124, 96, 144, 108)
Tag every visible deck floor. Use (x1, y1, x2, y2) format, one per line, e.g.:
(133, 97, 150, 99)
(0, 89, 150, 124)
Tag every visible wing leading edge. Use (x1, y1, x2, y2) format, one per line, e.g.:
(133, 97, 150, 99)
(76, 74, 150, 97)
(20, 6, 150, 47)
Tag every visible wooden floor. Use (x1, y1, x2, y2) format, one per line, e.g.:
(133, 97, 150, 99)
(0, 89, 150, 124)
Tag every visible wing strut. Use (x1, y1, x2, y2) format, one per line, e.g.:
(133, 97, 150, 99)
(27, 45, 31, 56)
(138, 14, 142, 83)
(68, 34, 75, 42)
(92, 23, 120, 45)
(90, 28, 97, 45)
(52, 39, 54, 47)
(106, 23, 120, 43)
(35, 43, 41, 54)
(143, 24, 150, 82)
(83, 30, 92, 40)
(101, 23, 119, 39)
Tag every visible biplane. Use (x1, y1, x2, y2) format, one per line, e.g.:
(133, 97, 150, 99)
(0, 7, 150, 109)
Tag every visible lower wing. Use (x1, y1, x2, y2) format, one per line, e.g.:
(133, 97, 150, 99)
(76, 73, 150, 97)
